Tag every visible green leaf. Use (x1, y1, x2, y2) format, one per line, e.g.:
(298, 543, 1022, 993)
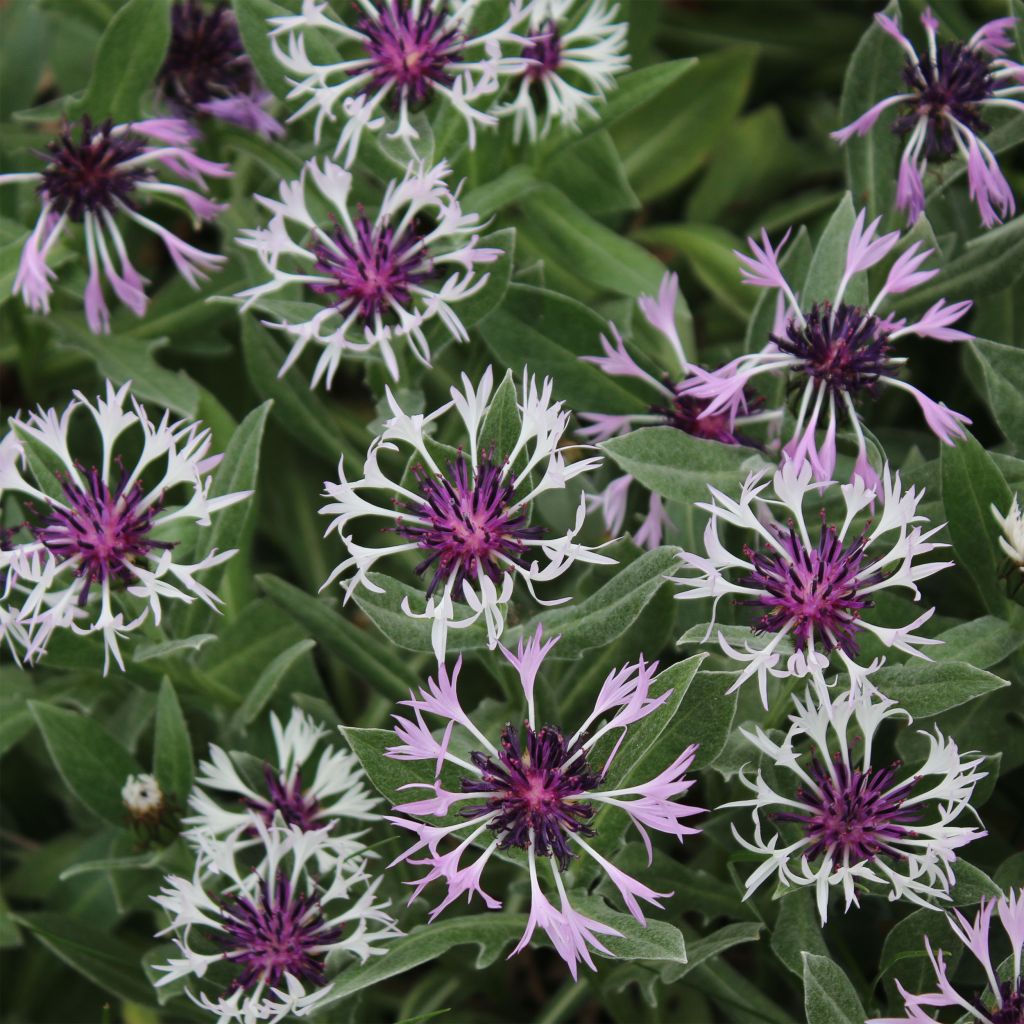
(602, 427, 766, 505)
(70, 0, 169, 123)
(568, 893, 687, 965)
(258, 574, 422, 699)
(230, 638, 317, 732)
(929, 616, 1024, 668)
(662, 922, 764, 983)
(873, 660, 1009, 718)
(477, 369, 522, 464)
(153, 679, 193, 802)
(878, 907, 960, 994)
(133, 635, 217, 663)
(541, 129, 639, 216)
(343, 725, 435, 806)
(947, 861, 1002, 905)
(802, 952, 865, 1024)
(233, 0, 289, 100)
(653, 669, 739, 772)
(15, 912, 154, 1006)
(941, 431, 1014, 616)
(968, 338, 1024, 451)
(29, 702, 141, 827)
(802, 193, 863, 307)
(771, 890, 829, 977)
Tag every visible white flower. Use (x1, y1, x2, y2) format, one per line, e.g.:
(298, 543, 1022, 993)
(122, 773, 165, 817)
(993, 493, 1024, 578)
(723, 685, 987, 924)
(236, 157, 502, 387)
(669, 459, 951, 707)
(320, 366, 615, 661)
(0, 382, 250, 673)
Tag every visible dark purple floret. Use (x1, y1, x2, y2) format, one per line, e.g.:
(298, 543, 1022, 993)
(775, 754, 921, 865)
(522, 19, 563, 81)
(245, 764, 321, 832)
(357, 0, 463, 109)
(219, 871, 342, 993)
(893, 42, 995, 161)
(984, 982, 1024, 1024)
(38, 118, 151, 221)
(739, 519, 889, 657)
(392, 453, 546, 600)
(773, 302, 895, 404)
(652, 380, 759, 447)
(309, 214, 433, 324)
(460, 722, 601, 870)
(32, 466, 172, 605)
(159, 1, 258, 111)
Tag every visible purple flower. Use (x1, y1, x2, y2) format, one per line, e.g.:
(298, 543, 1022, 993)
(158, 1, 283, 139)
(679, 213, 973, 488)
(0, 116, 229, 332)
(833, 9, 1023, 226)
(870, 888, 1024, 1023)
(385, 627, 704, 979)
(723, 685, 987, 924)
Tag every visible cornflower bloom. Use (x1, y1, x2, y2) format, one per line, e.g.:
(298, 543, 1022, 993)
(0, 116, 230, 332)
(579, 271, 770, 550)
(724, 685, 986, 924)
(152, 820, 400, 1023)
(0, 381, 251, 673)
(236, 157, 501, 387)
(185, 707, 380, 867)
(833, 9, 1024, 226)
(670, 459, 952, 706)
(871, 889, 1024, 1024)
(498, 0, 629, 143)
(992, 494, 1024, 590)
(158, 0, 284, 138)
(320, 367, 613, 662)
(267, 0, 531, 166)
(677, 213, 973, 489)
(385, 627, 704, 978)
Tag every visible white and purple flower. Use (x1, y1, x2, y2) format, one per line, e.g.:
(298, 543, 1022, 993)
(236, 157, 501, 386)
(0, 116, 230, 332)
(158, 0, 284, 139)
(320, 367, 614, 661)
(724, 684, 987, 924)
(676, 213, 974, 489)
(385, 626, 704, 978)
(0, 382, 251, 673)
(152, 819, 400, 1023)
(670, 459, 952, 705)
(871, 888, 1024, 1023)
(268, 0, 531, 165)
(833, 9, 1024, 226)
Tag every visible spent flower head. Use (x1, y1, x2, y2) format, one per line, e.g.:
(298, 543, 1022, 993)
(236, 157, 501, 386)
(0, 382, 251, 673)
(0, 116, 230, 332)
(320, 367, 614, 662)
(385, 627, 704, 978)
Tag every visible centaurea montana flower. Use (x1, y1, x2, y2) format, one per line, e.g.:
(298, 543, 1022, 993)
(497, 0, 629, 143)
(268, 0, 531, 165)
(676, 213, 973, 489)
(723, 684, 986, 924)
(578, 271, 771, 550)
(236, 157, 501, 386)
(385, 627, 704, 979)
(152, 819, 400, 1023)
(0, 381, 251, 673)
(184, 707, 380, 869)
(870, 888, 1024, 1024)
(670, 459, 952, 705)
(158, 0, 284, 139)
(833, 9, 1024, 226)
(320, 367, 614, 662)
(992, 494, 1024, 590)
(0, 116, 230, 332)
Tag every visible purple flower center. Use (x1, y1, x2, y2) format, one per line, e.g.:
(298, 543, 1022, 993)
(357, 0, 463, 108)
(219, 871, 342, 993)
(775, 755, 921, 865)
(245, 764, 322, 832)
(739, 520, 889, 657)
(774, 302, 894, 403)
(32, 467, 172, 605)
(39, 117, 151, 222)
(985, 983, 1024, 1024)
(159, 0, 257, 109)
(309, 215, 433, 323)
(652, 382, 755, 446)
(392, 453, 546, 599)
(461, 723, 601, 871)
(522, 20, 563, 81)
(895, 43, 994, 161)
